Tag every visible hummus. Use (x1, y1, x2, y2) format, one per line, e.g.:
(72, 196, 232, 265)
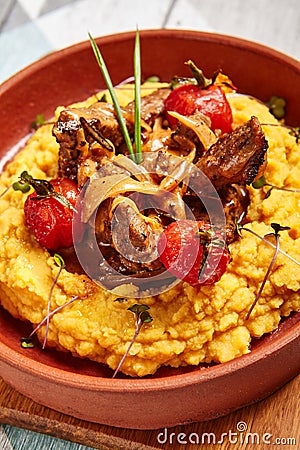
(0, 88, 299, 377)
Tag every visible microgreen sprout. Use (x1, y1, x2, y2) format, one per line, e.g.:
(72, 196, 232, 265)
(21, 253, 79, 350)
(0, 185, 14, 199)
(30, 113, 46, 130)
(20, 254, 80, 351)
(42, 253, 66, 349)
(20, 337, 35, 349)
(145, 75, 160, 83)
(266, 96, 286, 120)
(236, 222, 300, 267)
(24, 296, 79, 346)
(245, 223, 290, 319)
(98, 93, 108, 103)
(13, 171, 76, 211)
(252, 175, 300, 198)
(236, 222, 295, 319)
(112, 304, 153, 378)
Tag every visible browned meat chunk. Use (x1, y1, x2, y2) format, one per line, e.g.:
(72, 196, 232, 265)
(196, 116, 268, 189)
(125, 87, 170, 126)
(53, 103, 127, 182)
(53, 89, 170, 183)
(184, 184, 249, 244)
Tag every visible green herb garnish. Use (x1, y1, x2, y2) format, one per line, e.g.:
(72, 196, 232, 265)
(42, 254, 66, 348)
(185, 60, 211, 88)
(112, 304, 153, 378)
(252, 175, 300, 198)
(27, 296, 79, 343)
(134, 29, 142, 164)
(89, 33, 136, 161)
(236, 221, 300, 319)
(20, 337, 35, 349)
(145, 75, 160, 83)
(266, 96, 286, 120)
(0, 185, 14, 199)
(21, 254, 79, 350)
(245, 223, 290, 319)
(12, 171, 76, 211)
(30, 114, 46, 130)
(98, 93, 108, 103)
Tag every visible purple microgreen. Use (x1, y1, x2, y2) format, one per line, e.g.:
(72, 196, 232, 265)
(42, 254, 66, 349)
(251, 175, 268, 189)
(28, 296, 79, 341)
(20, 337, 35, 349)
(270, 223, 291, 235)
(252, 175, 300, 197)
(112, 304, 152, 378)
(30, 113, 46, 130)
(237, 223, 300, 267)
(244, 223, 290, 320)
(0, 185, 14, 198)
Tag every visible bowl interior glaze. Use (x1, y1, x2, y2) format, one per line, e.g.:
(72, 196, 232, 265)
(0, 30, 299, 429)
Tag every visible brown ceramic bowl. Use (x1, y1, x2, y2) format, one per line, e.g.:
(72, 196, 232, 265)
(0, 30, 299, 430)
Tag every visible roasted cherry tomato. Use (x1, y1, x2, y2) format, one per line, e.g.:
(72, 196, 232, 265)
(164, 84, 233, 134)
(158, 219, 230, 286)
(24, 178, 80, 251)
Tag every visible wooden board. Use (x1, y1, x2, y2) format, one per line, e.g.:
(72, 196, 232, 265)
(0, 375, 299, 449)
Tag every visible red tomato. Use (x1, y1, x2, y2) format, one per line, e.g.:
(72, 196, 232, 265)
(158, 220, 230, 286)
(24, 178, 80, 251)
(164, 84, 233, 134)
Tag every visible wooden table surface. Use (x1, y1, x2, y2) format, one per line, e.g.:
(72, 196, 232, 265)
(0, 375, 299, 449)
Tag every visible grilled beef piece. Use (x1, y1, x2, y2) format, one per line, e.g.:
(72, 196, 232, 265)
(125, 87, 170, 126)
(53, 103, 128, 182)
(196, 116, 268, 190)
(220, 184, 249, 242)
(53, 89, 170, 183)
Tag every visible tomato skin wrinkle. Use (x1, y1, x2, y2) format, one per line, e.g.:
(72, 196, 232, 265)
(158, 220, 230, 286)
(164, 84, 232, 134)
(24, 178, 80, 251)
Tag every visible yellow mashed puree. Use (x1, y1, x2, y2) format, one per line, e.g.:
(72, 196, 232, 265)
(0, 87, 299, 377)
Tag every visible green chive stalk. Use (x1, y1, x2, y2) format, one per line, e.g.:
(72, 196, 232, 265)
(134, 29, 142, 164)
(88, 33, 135, 161)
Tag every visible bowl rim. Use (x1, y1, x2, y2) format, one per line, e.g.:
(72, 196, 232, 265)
(0, 29, 299, 92)
(0, 28, 299, 394)
(0, 313, 298, 392)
